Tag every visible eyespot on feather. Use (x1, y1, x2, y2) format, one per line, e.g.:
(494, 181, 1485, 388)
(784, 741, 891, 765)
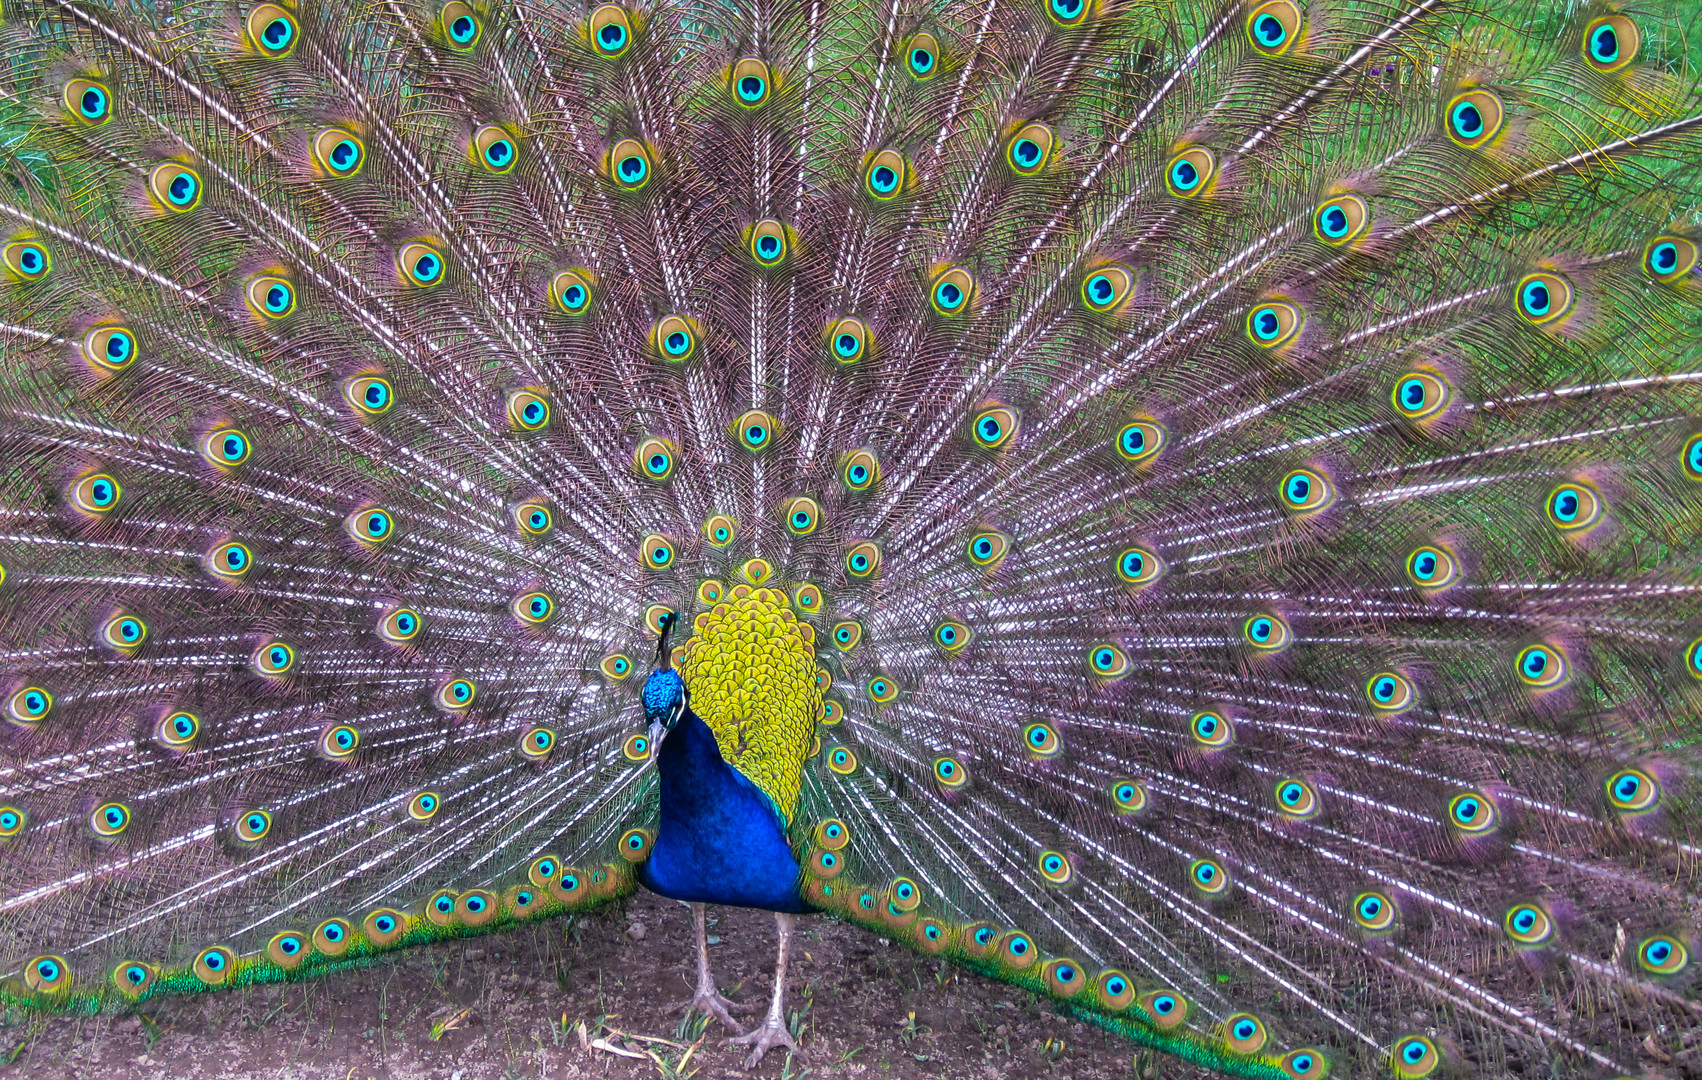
(1164, 146, 1216, 198)
(1139, 989, 1188, 1030)
(730, 57, 773, 107)
(1444, 88, 1505, 149)
(312, 128, 366, 178)
(2, 240, 51, 282)
(929, 266, 976, 316)
(608, 138, 651, 189)
(588, 4, 635, 57)
(440, 2, 481, 49)
(246, 4, 300, 58)
(1246, 0, 1302, 56)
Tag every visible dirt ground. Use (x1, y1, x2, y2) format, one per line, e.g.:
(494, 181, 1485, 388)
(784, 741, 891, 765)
(0, 890, 1213, 1079)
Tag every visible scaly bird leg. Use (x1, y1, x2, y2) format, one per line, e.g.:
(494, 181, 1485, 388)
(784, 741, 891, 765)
(729, 911, 800, 1067)
(685, 903, 748, 1033)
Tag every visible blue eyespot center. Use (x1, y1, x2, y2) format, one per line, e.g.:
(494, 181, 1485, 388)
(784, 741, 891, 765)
(1452, 101, 1483, 138)
(1253, 13, 1284, 44)
(263, 17, 293, 48)
(739, 76, 765, 101)
(331, 140, 359, 170)
(1590, 24, 1618, 62)
(81, 87, 106, 117)
(1171, 159, 1198, 189)
(452, 15, 476, 40)
(600, 24, 626, 48)
(911, 48, 934, 72)
(1652, 242, 1678, 273)
(619, 155, 646, 182)
(1522, 279, 1550, 316)
(936, 281, 963, 308)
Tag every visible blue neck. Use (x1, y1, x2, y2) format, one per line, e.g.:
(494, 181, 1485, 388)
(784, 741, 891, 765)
(639, 708, 808, 912)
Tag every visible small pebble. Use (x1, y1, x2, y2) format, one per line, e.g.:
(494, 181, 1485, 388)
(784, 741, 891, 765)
(626, 922, 647, 941)
(464, 948, 486, 961)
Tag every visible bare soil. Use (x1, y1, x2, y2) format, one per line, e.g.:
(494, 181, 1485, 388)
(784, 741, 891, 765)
(0, 890, 1212, 1079)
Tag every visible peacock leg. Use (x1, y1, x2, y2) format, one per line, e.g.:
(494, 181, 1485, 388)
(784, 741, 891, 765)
(729, 911, 800, 1067)
(685, 903, 748, 1033)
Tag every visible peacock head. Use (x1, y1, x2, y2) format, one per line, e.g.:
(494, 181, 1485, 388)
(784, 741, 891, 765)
(641, 612, 688, 741)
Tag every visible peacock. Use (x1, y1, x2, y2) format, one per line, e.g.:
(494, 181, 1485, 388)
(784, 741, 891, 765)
(1, 0, 1700, 1073)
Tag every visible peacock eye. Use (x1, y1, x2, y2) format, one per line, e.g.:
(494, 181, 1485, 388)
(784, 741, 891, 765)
(235, 810, 272, 843)
(1352, 890, 1398, 931)
(63, 78, 114, 125)
(827, 316, 871, 363)
(507, 389, 551, 431)
(247, 4, 300, 58)
(827, 746, 858, 774)
(589, 3, 634, 57)
(1515, 271, 1574, 325)
(1390, 370, 1451, 422)
(1502, 902, 1554, 946)
(1313, 193, 1369, 244)
(640, 534, 676, 571)
(1644, 235, 1698, 283)
(2, 240, 51, 281)
(831, 621, 863, 650)
(1164, 146, 1216, 197)
(520, 727, 557, 759)
(371, 602, 421, 645)
(1544, 481, 1602, 532)
(1114, 545, 1166, 588)
(841, 449, 879, 491)
(1114, 418, 1164, 463)
(1005, 122, 1054, 176)
(1246, 0, 1301, 55)
(608, 138, 651, 189)
(157, 711, 200, 748)
(550, 269, 593, 315)
(1088, 643, 1130, 679)
(513, 590, 555, 625)
(7, 687, 52, 727)
(1404, 543, 1460, 590)
(206, 540, 255, 580)
(1445, 88, 1505, 149)
(749, 219, 788, 265)
(1246, 299, 1303, 348)
(965, 530, 1010, 569)
(1037, 850, 1072, 884)
(703, 515, 737, 547)
(345, 374, 395, 416)
(971, 407, 1017, 450)
(1605, 766, 1661, 812)
(933, 756, 967, 788)
(1278, 467, 1334, 514)
(866, 675, 899, 704)
(253, 641, 297, 678)
(409, 791, 441, 821)
(781, 495, 819, 535)
(91, 801, 130, 836)
(1513, 641, 1570, 690)
(1364, 671, 1416, 714)
(635, 437, 677, 481)
(1242, 612, 1292, 652)
(1582, 15, 1638, 72)
(398, 242, 446, 287)
(514, 502, 553, 538)
(1046, 0, 1088, 28)
(243, 274, 296, 320)
(1274, 777, 1319, 819)
(441, 1, 481, 48)
(436, 677, 477, 712)
(1190, 858, 1230, 896)
(147, 161, 201, 212)
(101, 613, 149, 653)
(1446, 789, 1498, 833)
(82, 327, 138, 374)
(313, 128, 366, 178)
(933, 620, 970, 652)
(473, 125, 518, 173)
(1190, 708, 1232, 747)
(1637, 934, 1690, 976)
(70, 473, 122, 516)
(929, 266, 976, 315)
(729, 410, 778, 455)
(1022, 721, 1061, 757)
(654, 315, 698, 361)
(730, 57, 772, 106)
(1222, 1012, 1265, 1053)
(863, 149, 908, 200)
(905, 33, 939, 79)
(346, 505, 397, 546)
(1111, 779, 1147, 813)
(1081, 265, 1136, 313)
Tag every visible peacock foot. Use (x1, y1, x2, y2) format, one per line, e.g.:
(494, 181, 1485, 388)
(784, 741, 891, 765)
(684, 983, 752, 1033)
(728, 1013, 799, 1069)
